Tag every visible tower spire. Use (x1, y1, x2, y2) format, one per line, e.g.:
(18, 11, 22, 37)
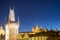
(9, 7, 15, 21)
(18, 16, 20, 25)
(5, 16, 6, 23)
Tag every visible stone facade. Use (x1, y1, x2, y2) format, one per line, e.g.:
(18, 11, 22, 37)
(5, 8, 19, 40)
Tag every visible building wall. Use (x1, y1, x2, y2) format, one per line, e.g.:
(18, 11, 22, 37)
(17, 36, 48, 40)
(5, 22, 19, 40)
(17, 36, 60, 40)
(9, 23, 19, 40)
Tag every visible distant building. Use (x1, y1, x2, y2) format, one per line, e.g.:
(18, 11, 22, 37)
(32, 25, 48, 33)
(18, 27, 60, 40)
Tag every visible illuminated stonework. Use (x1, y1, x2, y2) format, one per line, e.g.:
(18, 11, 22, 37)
(32, 25, 48, 33)
(5, 8, 19, 40)
(0, 26, 5, 36)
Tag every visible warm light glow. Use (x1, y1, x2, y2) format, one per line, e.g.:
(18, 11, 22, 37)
(5, 26, 9, 40)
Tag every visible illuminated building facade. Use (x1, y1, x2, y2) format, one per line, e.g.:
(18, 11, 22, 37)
(5, 8, 19, 40)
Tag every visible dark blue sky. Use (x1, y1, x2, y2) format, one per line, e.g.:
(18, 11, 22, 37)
(0, 0, 60, 32)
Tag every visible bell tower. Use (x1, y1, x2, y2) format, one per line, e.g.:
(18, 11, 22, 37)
(5, 7, 19, 40)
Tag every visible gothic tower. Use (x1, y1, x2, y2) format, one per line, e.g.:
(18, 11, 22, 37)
(5, 7, 19, 40)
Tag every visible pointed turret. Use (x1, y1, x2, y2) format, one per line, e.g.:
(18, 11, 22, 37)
(18, 16, 20, 25)
(0, 25, 3, 29)
(9, 7, 15, 21)
(0, 25, 5, 36)
(5, 16, 6, 24)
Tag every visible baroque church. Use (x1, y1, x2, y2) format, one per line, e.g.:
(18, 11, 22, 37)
(0, 7, 60, 40)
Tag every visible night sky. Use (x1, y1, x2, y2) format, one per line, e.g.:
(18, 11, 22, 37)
(0, 0, 60, 32)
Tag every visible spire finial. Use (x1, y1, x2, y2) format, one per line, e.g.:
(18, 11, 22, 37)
(9, 6, 14, 10)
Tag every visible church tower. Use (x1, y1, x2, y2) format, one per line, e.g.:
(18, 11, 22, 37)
(5, 7, 19, 40)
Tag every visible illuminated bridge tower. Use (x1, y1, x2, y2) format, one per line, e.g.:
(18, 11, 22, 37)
(5, 8, 19, 40)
